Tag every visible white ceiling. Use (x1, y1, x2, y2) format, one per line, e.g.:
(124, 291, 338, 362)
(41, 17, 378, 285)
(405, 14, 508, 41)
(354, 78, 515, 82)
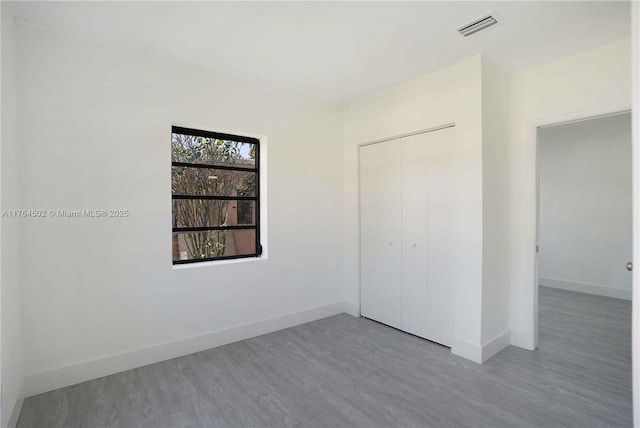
(7, 1, 631, 104)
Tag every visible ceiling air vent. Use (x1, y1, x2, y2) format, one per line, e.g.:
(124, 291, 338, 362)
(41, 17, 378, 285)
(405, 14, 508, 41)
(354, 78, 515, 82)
(457, 13, 499, 37)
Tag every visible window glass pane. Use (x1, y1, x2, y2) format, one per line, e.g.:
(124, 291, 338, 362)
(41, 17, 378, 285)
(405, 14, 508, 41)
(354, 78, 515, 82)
(172, 166, 256, 197)
(236, 200, 257, 226)
(172, 229, 256, 261)
(172, 133, 256, 168)
(173, 200, 256, 228)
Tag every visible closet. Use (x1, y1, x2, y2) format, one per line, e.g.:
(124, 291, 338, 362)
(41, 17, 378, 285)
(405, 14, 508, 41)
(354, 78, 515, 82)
(360, 126, 455, 347)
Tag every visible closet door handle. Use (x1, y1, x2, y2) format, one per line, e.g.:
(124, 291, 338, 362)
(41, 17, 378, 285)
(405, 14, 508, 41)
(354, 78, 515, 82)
(627, 262, 633, 272)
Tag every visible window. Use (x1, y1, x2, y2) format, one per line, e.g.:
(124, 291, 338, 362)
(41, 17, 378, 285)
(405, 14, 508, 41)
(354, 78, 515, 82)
(171, 126, 261, 264)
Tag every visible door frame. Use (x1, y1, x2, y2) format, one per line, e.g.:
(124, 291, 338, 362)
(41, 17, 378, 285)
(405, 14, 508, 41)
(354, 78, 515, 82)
(631, 5, 639, 425)
(527, 104, 632, 350)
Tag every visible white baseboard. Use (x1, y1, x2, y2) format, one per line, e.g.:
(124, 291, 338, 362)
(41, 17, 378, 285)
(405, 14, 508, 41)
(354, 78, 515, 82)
(24, 301, 345, 397)
(539, 277, 631, 300)
(343, 301, 360, 317)
(451, 339, 482, 364)
(452, 330, 511, 364)
(7, 394, 24, 428)
(481, 330, 511, 362)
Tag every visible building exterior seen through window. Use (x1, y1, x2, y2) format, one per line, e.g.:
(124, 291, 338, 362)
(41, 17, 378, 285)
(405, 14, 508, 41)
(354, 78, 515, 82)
(171, 126, 261, 264)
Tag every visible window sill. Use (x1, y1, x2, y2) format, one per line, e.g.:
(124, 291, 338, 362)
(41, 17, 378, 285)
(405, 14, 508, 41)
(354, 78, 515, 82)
(172, 255, 267, 270)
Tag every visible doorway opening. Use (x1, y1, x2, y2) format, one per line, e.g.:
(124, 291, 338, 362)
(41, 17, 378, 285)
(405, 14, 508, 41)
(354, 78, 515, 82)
(535, 111, 632, 420)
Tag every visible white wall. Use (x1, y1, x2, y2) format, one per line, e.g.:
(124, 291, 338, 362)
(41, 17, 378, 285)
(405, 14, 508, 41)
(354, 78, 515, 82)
(1, 4, 25, 427)
(480, 58, 511, 352)
(538, 113, 632, 300)
(509, 39, 632, 349)
(17, 24, 345, 395)
(343, 56, 485, 360)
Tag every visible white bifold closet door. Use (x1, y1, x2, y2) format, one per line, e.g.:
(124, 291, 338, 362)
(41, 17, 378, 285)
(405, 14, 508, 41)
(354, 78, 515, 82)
(422, 127, 455, 347)
(360, 127, 455, 346)
(360, 139, 402, 329)
(400, 133, 430, 338)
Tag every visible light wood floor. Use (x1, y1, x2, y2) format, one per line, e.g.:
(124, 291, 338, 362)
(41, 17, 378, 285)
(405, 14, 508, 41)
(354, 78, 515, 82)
(17, 286, 632, 427)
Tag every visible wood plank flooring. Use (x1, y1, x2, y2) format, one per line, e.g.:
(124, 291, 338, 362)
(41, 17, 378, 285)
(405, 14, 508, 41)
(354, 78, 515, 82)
(17, 286, 632, 427)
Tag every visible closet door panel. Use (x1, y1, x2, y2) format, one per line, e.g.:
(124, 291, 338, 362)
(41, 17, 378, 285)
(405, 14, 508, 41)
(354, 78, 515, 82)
(401, 134, 429, 337)
(426, 127, 456, 347)
(360, 141, 402, 329)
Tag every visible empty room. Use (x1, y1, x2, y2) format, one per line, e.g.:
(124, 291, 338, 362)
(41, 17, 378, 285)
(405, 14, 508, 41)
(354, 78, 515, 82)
(1, 1, 639, 427)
